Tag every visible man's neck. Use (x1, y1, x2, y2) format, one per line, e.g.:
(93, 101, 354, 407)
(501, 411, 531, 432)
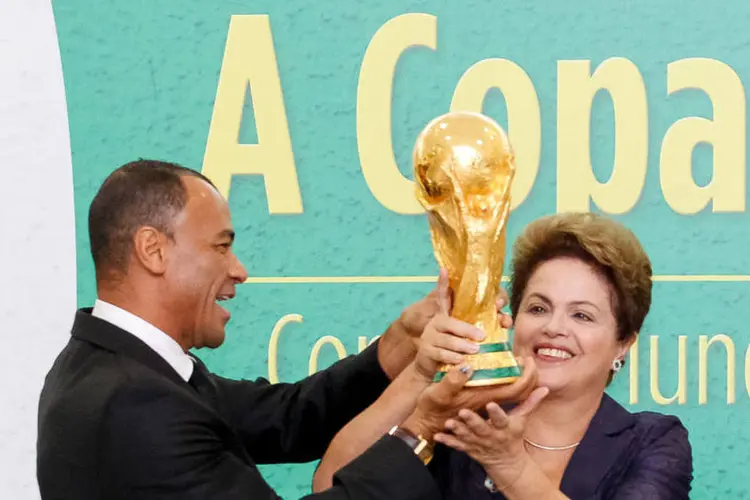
(97, 287, 189, 351)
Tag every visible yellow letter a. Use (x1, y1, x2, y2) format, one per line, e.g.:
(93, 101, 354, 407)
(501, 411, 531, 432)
(203, 15, 302, 213)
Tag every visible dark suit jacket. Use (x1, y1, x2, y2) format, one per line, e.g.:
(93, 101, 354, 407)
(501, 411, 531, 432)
(429, 393, 693, 499)
(37, 309, 440, 500)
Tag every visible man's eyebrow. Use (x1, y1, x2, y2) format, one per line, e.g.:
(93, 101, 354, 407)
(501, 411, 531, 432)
(217, 229, 235, 242)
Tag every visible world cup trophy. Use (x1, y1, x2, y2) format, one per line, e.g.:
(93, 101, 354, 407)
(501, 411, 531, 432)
(413, 111, 521, 387)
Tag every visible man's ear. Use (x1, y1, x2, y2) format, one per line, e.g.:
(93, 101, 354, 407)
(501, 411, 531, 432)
(132, 226, 169, 275)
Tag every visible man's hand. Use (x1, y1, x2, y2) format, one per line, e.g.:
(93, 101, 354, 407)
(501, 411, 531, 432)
(400, 358, 538, 441)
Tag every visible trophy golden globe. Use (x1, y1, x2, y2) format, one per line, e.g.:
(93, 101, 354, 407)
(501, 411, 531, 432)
(413, 111, 521, 387)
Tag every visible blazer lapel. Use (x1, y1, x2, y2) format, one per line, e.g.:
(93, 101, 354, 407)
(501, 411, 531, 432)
(71, 308, 187, 387)
(559, 394, 636, 498)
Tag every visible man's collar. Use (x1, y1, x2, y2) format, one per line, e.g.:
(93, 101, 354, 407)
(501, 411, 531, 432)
(73, 304, 193, 382)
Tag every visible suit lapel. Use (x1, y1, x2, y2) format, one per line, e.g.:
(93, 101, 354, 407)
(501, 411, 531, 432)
(71, 308, 187, 387)
(72, 308, 254, 465)
(559, 394, 636, 498)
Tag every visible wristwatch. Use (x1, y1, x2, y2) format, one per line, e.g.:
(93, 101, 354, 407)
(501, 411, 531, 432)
(388, 426, 434, 465)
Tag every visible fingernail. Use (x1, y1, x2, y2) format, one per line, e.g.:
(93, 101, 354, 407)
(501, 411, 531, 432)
(469, 343, 480, 353)
(459, 364, 472, 375)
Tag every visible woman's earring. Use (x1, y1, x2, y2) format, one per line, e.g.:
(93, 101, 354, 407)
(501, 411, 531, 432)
(612, 359, 623, 372)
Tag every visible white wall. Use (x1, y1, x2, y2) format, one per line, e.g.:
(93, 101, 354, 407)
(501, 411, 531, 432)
(0, 1, 77, 498)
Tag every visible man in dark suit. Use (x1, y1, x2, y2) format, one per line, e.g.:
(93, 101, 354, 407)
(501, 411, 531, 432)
(37, 160, 535, 499)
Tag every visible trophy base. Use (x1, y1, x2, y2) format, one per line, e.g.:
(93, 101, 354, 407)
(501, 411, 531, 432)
(464, 367, 522, 387)
(433, 342, 522, 386)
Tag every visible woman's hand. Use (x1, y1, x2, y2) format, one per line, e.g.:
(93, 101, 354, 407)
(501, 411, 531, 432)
(433, 387, 550, 491)
(413, 269, 513, 381)
(398, 268, 512, 350)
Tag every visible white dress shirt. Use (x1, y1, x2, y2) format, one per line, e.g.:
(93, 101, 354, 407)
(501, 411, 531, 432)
(92, 299, 194, 381)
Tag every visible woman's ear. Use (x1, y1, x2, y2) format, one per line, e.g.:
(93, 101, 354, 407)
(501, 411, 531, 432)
(616, 333, 638, 362)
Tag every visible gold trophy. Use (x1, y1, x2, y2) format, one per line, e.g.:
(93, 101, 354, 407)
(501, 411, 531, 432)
(413, 111, 521, 387)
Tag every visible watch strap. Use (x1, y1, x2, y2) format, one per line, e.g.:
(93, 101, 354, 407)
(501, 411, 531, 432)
(389, 426, 434, 465)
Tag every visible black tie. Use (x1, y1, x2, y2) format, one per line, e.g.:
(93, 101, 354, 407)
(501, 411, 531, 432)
(188, 358, 218, 409)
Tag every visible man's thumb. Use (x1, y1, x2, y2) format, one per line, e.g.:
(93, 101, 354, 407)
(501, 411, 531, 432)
(436, 269, 450, 312)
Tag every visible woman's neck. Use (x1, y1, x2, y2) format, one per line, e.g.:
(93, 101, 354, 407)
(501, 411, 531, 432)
(523, 387, 604, 447)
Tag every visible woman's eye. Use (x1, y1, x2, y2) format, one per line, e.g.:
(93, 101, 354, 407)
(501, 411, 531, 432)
(574, 312, 593, 322)
(528, 305, 545, 314)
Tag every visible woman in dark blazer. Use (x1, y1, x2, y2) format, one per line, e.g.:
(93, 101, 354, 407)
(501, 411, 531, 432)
(429, 213, 693, 499)
(314, 212, 692, 499)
